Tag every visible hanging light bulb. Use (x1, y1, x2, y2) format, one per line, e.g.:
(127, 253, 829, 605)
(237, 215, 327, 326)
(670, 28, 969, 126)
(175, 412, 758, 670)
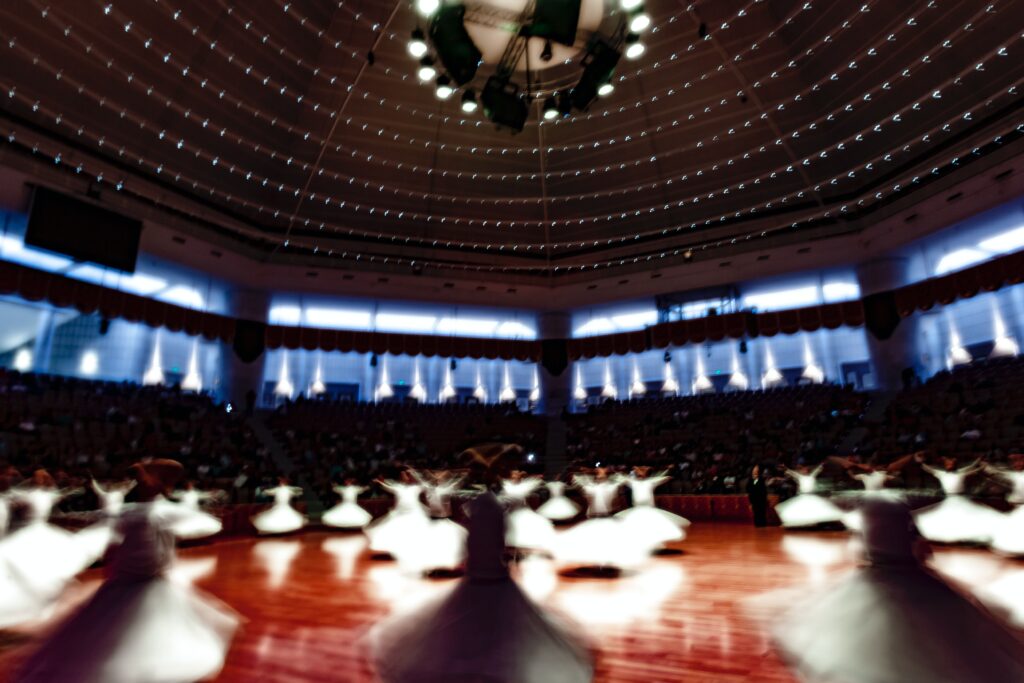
(625, 34, 645, 60)
(630, 364, 646, 397)
(409, 362, 427, 402)
(597, 82, 615, 97)
(947, 327, 971, 367)
(542, 95, 559, 120)
(693, 354, 712, 393)
(762, 346, 783, 387)
(601, 363, 618, 399)
(473, 369, 488, 403)
(310, 360, 326, 395)
(13, 348, 33, 373)
(728, 354, 749, 391)
(415, 0, 440, 17)
(461, 89, 478, 113)
(181, 344, 202, 392)
(990, 310, 1019, 358)
(435, 74, 454, 100)
(408, 28, 428, 58)
(143, 338, 164, 386)
(662, 359, 679, 394)
(629, 8, 651, 32)
(499, 364, 516, 402)
(439, 361, 456, 401)
(574, 365, 587, 401)
(274, 354, 294, 398)
(418, 57, 437, 82)
(376, 361, 394, 401)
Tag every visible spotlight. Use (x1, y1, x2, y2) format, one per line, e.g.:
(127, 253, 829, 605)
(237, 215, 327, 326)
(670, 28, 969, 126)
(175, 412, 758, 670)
(541, 38, 554, 62)
(597, 82, 614, 97)
(435, 74, 454, 100)
(620, 0, 643, 9)
(542, 95, 559, 120)
(416, 0, 440, 16)
(429, 4, 482, 85)
(461, 88, 479, 113)
(481, 76, 529, 132)
(408, 28, 428, 58)
(571, 40, 621, 110)
(629, 9, 651, 32)
(664, 350, 672, 363)
(418, 56, 437, 82)
(625, 34, 645, 59)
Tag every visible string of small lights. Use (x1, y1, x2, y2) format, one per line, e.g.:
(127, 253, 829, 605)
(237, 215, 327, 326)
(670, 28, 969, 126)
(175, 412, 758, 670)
(5, 59, 1019, 261)
(21, 0, 995, 217)
(4, 104, 1022, 275)
(34, 0, 946, 189)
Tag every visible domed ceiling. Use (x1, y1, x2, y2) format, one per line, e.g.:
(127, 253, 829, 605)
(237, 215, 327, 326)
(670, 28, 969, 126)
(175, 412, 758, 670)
(1, 0, 1023, 284)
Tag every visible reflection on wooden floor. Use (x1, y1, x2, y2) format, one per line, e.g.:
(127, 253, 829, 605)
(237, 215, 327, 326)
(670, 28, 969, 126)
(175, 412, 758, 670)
(3, 524, 1023, 682)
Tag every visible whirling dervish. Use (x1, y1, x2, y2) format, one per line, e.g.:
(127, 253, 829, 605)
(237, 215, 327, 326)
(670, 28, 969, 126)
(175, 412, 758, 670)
(321, 479, 373, 530)
(75, 478, 137, 563)
(13, 459, 240, 683)
(169, 482, 224, 540)
(368, 469, 465, 575)
(412, 469, 466, 519)
(251, 477, 306, 535)
(501, 470, 556, 555)
(774, 464, 845, 529)
(556, 468, 652, 572)
(0, 470, 94, 628)
(832, 454, 914, 532)
(986, 456, 1024, 556)
(370, 491, 594, 683)
(365, 470, 430, 557)
(537, 478, 581, 523)
(764, 498, 1024, 683)
(614, 466, 690, 551)
(914, 455, 1002, 544)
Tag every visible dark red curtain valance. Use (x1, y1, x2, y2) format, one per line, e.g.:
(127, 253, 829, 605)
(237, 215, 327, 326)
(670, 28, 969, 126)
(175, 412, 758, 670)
(2, 246, 1022, 362)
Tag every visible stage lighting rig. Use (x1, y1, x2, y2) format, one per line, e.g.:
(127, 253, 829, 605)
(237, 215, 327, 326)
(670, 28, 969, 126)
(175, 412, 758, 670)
(405, 0, 651, 130)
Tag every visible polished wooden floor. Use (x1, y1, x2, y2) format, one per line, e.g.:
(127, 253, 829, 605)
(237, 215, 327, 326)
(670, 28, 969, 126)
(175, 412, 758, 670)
(3, 524, 1024, 682)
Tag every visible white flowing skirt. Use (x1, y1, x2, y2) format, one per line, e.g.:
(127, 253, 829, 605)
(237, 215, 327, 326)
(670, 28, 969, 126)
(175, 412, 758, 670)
(537, 496, 580, 522)
(371, 578, 593, 683)
(322, 502, 373, 529)
(761, 566, 1024, 683)
(614, 505, 690, 547)
(775, 494, 845, 528)
(506, 508, 557, 553)
(991, 505, 1024, 556)
(251, 503, 306, 535)
(554, 517, 653, 571)
(393, 519, 467, 575)
(914, 495, 1002, 544)
(0, 522, 93, 600)
(14, 575, 240, 683)
(171, 510, 224, 541)
(366, 509, 432, 556)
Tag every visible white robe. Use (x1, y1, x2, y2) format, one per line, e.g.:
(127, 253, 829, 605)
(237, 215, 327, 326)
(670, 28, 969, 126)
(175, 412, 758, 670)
(322, 485, 373, 529)
(775, 469, 845, 528)
(914, 470, 1001, 544)
(14, 502, 240, 682)
(252, 486, 306, 535)
(614, 475, 690, 547)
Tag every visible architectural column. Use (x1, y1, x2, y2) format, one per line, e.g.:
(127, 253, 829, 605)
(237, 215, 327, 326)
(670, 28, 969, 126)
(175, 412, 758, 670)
(856, 257, 919, 391)
(221, 288, 269, 408)
(537, 311, 572, 474)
